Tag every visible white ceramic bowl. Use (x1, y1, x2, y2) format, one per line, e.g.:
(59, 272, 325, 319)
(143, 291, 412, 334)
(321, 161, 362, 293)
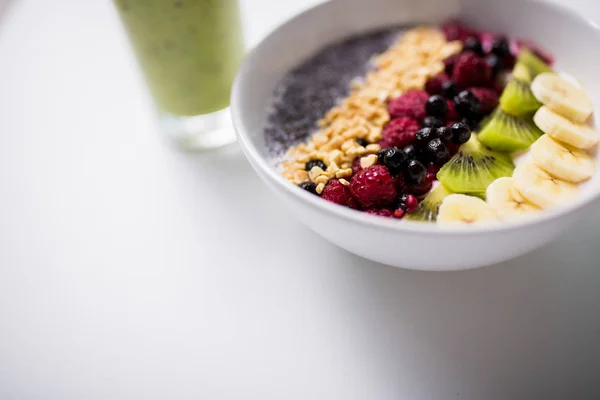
(231, 0, 600, 271)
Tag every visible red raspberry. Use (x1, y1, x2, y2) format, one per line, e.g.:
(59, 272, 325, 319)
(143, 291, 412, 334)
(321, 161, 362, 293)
(388, 90, 429, 121)
(322, 179, 360, 209)
(441, 20, 478, 42)
(350, 165, 397, 208)
(469, 87, 499, 114)
(365, 208, 395, 218)
(352, 158, 363, 175)
(380, 117, 420, 148)
(425, 73, 450, 95)
(446, 100, 459, 120)
(452, 51, 492, 89)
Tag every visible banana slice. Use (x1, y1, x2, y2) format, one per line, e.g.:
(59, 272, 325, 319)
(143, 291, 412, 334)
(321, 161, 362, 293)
(531, 72, 594, 123)
(513, 159, 579, 209)
(486, 177, 541, 221)
(438, 194, 498, 226)
(530, 134, 595, 183)
(533, 106, 599, 149)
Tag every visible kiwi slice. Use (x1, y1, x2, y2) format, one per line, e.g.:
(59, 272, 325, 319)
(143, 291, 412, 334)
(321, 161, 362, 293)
(518, 49, 553, 78)
(512, 62, 533, 83)
(478, 109, 544, 152)
(437, 136, 514, 195)
(499, 78, 542, 117)
(406, 185, 452, 222)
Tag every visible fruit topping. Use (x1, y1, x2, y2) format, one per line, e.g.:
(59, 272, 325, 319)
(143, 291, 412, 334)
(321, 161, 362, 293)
(437, 135, 514, 195)
(406, 184, 453, 222)
(380, 117, 421, 148)
(513, 160, 578, 209)
(441, 80, 459, 99)
(499, 78, 542, 117)
(436, 126, 454, 143)
(350, 165, 397, 208)
(486, 177, 541, 222)
(530, 73, 593, 123)
(452, 51, 493, 89)
(449, 122, 472, 145)
(422, 116, 444, 128)
(426, 138, 451, 165)
(437, 194, 498, 225)
(356, 138, 369, 147)
(322, 179, 360, 208)
(533, 106, 600, 149)
(405, 159, 428, 185)
(395, 193, 419, 214)
(454, 90, 483, 120)
(298, 181, 319, 195)
(377, 147, 407, 174)
(463, 36, 485, 56)
(478, 109, 543, 152)
(388, 90, 429, 121)
(469, 87, 499, 115)
(441, 20, 478, 42)
(426, 94, 449, 118)
(529, 134, 595, 183)
(305, 159, 327, 171)
(425, 73, 450, 95)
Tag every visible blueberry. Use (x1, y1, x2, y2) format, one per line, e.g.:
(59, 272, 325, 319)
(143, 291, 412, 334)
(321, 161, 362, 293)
(298, 181, 319, 195)
(305, 159, 327, 171)
(450, 122, 472, 144)
(415, 127, 435, 147)
(441, 81, 458, 99)
(426, 95, 448, 118)
(464, 37, 484, 56)
(377, 147, 407, 174)
(454, 90, 482, 120)
(405, 159, 427, 185)
(485, 54, 503, 76)
(402, 144, 420, 161)
(436, 126, 453, 143)
(491, 37, 510, 57)
(462, 117, 481, 131)
(426, 138, 451, 165)
(422, 116, 444, 129)
(356, 138, 369, 147)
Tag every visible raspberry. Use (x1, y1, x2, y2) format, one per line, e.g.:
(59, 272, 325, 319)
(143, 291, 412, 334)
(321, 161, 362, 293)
(446, 100, 459, 120)
(425, 73, 450, 95)
(469, 87, 499, 115)
(365, 208, 394, 218)
(452, 51, 492, 89)
(388, 90, 429, 121)
(380, 117, 421, 148)
(441, 20, 478, 42)
(350, 165, 397, 208)
(322, 179, 360, 209)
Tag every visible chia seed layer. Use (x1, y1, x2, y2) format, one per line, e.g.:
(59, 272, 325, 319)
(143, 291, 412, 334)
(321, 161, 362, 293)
(263, 27, 402, 157)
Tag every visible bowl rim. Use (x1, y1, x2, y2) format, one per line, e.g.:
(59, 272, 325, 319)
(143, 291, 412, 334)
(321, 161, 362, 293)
(231, 0, 600, 237)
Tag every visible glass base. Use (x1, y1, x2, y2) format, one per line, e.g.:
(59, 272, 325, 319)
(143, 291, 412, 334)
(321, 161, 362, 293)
(160, 107, 237, 150)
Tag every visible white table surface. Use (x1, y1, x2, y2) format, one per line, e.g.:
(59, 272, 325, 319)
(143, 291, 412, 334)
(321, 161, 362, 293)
(1, 0, 600, 399)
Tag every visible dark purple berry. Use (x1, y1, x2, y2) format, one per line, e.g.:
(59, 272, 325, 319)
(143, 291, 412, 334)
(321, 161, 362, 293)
(485, 54, 503, 76)
(356, 138, 369, 147)
(395, 193, 419, 213)
(422, 116, 444, 129)
(415, 127, 435, 147)
(405, 159, 427, 185)
(377, 147, 407, 174)
(454, 90, 482, 120)
(299, 181, 319, 195)
(426, 138, 451, 165)
(450, 122, 472, 144)
(436, 126, 453, 143)
(441, 81, 458, 99)
(305, 159, 327, 172)
(491, 37, 510, 57)
(426, 95, 448, 118)
(464, 36, 484, 56)
(402, 145, 419, 161)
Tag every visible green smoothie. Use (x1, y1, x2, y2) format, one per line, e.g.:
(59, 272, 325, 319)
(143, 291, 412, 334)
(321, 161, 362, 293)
(114, 0, 244, 116)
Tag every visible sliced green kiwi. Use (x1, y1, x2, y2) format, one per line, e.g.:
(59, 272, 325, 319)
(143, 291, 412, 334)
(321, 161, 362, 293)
(517, 49, 553, 78)
(512, 62, 533, 83)
(499, 78, 542, 117)
(406, 185, 452, 223)
(478, 109, 544, 152)
(437, 136, 515, 195)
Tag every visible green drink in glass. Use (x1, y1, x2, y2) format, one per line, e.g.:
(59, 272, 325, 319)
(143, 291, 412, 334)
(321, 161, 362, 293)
(114, 0, 244, 149)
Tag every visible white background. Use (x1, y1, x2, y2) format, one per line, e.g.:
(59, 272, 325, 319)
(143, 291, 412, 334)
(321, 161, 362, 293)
(1, 0, 600, 399)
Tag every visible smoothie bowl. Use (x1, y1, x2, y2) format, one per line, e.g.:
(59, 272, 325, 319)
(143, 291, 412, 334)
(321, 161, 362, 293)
(231, 0, 600, 270)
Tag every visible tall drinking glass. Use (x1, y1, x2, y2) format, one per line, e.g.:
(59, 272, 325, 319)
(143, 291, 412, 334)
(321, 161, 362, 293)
(114, 0, 244, 149)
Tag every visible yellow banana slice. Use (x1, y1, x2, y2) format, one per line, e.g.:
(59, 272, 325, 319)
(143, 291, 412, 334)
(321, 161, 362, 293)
(531, 72, 594, 123)
(438, 194, 498, 226)
(486, 177, 541, 222)
(530, 135, 595, 183)
(513, 159, 579, 209)
(533, 106, 599, 149)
